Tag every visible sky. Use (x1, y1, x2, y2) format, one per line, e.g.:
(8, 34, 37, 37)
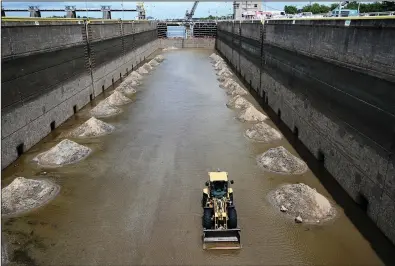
(1, 2, 334, 19)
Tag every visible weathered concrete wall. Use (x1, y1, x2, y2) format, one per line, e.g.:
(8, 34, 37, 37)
(89, 20, 158, 96)
(265, 19, 395, 80)
(158, 38, 215, 49)
(1, 19, 158, 169)
(216, 18, 395, 244)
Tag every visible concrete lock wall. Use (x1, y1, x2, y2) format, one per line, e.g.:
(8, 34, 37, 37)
(1, 19, 159, 169)
(216, 18, 395, 245)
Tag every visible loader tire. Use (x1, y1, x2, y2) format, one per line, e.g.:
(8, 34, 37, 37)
(203, 208, 213, 229)
(202, 193, 208, 208)
(227, 207, 237, 229)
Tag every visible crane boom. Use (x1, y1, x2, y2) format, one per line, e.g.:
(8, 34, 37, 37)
(185, 1, 199, 20)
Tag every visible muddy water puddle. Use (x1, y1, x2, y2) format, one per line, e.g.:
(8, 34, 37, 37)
(2, 49, 387, 265)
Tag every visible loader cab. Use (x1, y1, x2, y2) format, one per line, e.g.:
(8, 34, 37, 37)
(206, 171, 233, 199)
(211, 181, 227, 198)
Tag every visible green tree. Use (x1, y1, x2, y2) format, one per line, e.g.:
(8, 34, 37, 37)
(302, 3, 331, 14)
(302, 5, 312, 12)
(382, 1, 395, 11)
(284, 5, 297, 14)
(342, 1, 394, 13)
(286, 1, 393, 15)
(344, 1, 359, 10)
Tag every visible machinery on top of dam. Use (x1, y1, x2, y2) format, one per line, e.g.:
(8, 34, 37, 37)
(185, 1, 199, 20)
(157, 20, 217, 39)
(1, 4, 146, 20)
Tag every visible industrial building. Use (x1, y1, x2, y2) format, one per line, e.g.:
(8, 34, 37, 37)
(233, 1, 262, 20)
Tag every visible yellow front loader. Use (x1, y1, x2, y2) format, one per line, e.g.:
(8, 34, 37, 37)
(202, 171, 241, 250)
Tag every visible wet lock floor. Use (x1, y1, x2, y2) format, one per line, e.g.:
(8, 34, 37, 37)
(1, 49, 387, 265)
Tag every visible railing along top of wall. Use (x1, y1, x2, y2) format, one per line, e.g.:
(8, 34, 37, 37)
(1, 17, 154, 24)
(268, 16, 395, 21)
(217, 16, 395, 25)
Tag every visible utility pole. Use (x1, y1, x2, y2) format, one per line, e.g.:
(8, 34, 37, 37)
(233, 1, 236, 19)
(245, 1, 247, 20)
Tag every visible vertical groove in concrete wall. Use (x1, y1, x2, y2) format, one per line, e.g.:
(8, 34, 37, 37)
(1, 19, 159, 170)
(216, 18, 395, 245)
(83, 21, 95, 101)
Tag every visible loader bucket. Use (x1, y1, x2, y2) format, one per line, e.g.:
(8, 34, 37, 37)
(203, 228, 241, 250)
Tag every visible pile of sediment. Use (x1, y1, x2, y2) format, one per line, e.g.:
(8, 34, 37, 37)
(238, 105, 267, 122)
(217, 69, 233, 82)
(218, 75, 232, 82)
(220, 79, 238, 90)
(163, 46, 178, 51)
(1, 177, 59, 216)
(226, 95, 251, 109)
(130, 71, 143, 80)
(137, 67, 148, 75)
(245, 122, 282, 143)
(211, 54, 223, 63)
(124, 78, 139, 87)
(105, 91, 132, 106)
(227, 86, 248, 96)
(149, 59, 160, 67)
(214, 58, 223, 64)
(143, 63, 153, 71)
(34, 139, 91, 167)
(256, 146, 308, 174)
(116, 83, 137, 96)
(214, 61, 226, 70)
(69, 117, 114, 138)
(269, 183, 335, 223)
(155, 55, 165, 62)
(218, 68, 232, 76)
(209, 53, 220, 61)
(91, 101, 121, 118)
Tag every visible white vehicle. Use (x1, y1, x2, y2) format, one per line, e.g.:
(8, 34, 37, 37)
(300, 12, 313, 18)
(260, 10, 286, 19)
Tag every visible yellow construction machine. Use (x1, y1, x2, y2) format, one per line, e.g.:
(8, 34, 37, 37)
(201, 171, 241, 250)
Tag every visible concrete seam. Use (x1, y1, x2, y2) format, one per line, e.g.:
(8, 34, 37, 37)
(84, 21, 95, 99)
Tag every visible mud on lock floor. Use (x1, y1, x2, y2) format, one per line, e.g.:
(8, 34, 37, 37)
(1, 49, 387, 265)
